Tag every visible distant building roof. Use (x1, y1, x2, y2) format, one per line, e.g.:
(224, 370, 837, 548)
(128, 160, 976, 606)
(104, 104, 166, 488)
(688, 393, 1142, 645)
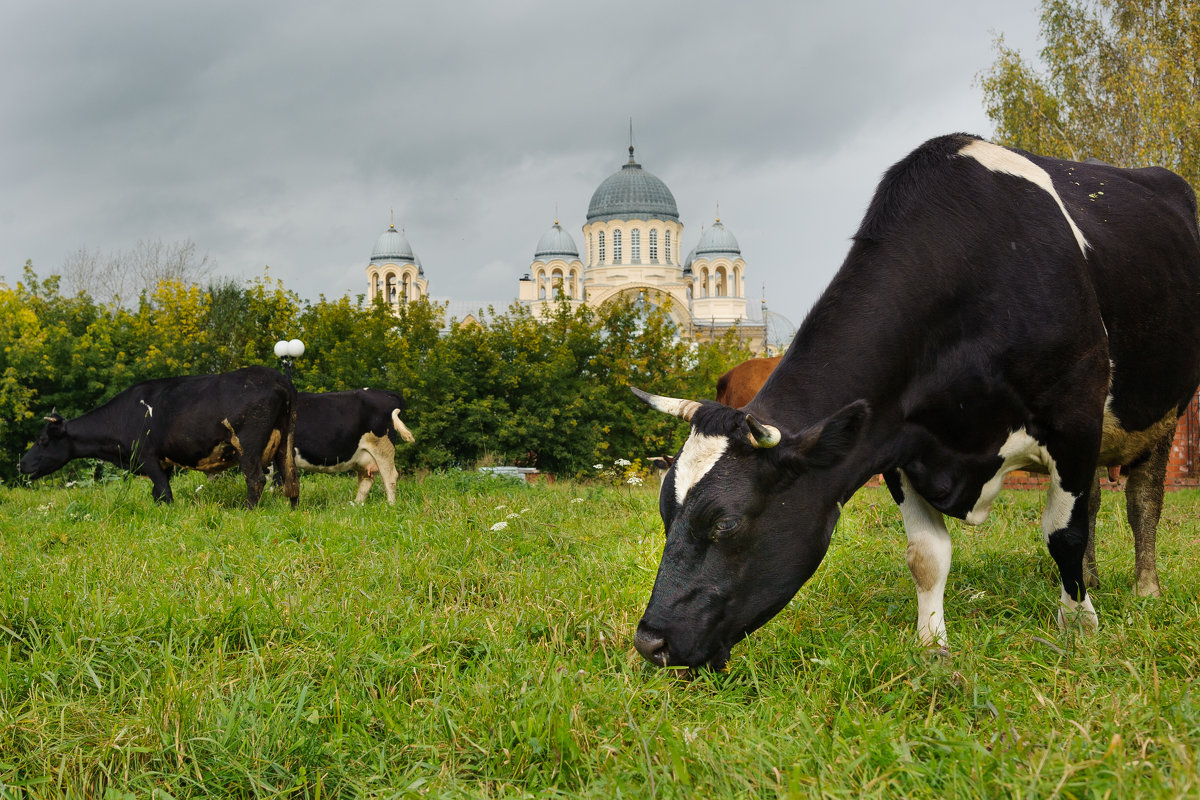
(586, 146, 679, 223)
(533, 222, 579, 261)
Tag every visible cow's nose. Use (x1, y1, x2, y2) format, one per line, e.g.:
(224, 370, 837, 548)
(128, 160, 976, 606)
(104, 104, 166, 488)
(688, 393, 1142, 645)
(634, 625, 670, 667)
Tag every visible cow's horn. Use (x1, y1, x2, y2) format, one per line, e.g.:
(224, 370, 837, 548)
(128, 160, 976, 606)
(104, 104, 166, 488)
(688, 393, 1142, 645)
(746, 415, 781, 448)
(630, 386, 702, 423)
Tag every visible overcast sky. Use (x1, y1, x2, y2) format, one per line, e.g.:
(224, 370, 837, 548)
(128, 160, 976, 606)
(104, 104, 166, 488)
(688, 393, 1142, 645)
(1, 1, 1043, 328)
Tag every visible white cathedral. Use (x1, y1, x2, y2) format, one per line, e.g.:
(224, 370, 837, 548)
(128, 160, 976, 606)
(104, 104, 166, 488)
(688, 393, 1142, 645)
(364, 144, 774, 353)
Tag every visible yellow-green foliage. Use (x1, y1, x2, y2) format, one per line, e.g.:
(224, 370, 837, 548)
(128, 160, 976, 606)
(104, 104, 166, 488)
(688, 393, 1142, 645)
(0, 265, 756, 479)
(980, 0, 1200, 188)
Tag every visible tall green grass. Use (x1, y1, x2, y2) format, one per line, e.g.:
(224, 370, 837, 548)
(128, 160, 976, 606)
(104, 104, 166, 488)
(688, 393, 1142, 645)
(2, 470, 1199, 798)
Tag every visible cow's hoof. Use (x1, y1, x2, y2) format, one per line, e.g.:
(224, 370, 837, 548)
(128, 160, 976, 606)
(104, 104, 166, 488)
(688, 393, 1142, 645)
(923, 645, 951, 662)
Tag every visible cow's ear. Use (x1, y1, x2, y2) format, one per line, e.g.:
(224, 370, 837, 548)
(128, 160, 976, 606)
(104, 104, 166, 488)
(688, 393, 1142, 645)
(43, 413, 66, 432)
(781, 400, 870, 470)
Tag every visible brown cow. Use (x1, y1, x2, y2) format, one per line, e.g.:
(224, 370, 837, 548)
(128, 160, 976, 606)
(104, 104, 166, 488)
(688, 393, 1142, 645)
(714, 356, 781, 408)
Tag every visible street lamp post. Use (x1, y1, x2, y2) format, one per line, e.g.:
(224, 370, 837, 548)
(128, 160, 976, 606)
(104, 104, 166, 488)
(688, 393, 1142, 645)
(274, 338, 305, 382)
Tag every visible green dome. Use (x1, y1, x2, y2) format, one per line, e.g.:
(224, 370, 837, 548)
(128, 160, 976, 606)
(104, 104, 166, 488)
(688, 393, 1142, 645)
(587, 147, 679, 223)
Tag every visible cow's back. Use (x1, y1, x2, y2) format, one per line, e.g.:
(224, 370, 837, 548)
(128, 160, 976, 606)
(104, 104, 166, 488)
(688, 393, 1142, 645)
(1043, 159, 1200, 427)
(294, 389, 408, 466)
(716, 356, 782, 408)
(150, 367, 293, 456)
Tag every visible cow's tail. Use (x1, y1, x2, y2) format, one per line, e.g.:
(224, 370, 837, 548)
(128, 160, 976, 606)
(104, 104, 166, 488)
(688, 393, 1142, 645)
(282, 386, 301, 508)
(391, 408, 416, 443)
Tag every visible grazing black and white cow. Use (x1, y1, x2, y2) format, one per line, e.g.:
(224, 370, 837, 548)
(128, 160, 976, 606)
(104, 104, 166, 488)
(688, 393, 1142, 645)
(292, 389, 415, 504)
(631, 133, 1200, 669)
(19, 366, 299, 508)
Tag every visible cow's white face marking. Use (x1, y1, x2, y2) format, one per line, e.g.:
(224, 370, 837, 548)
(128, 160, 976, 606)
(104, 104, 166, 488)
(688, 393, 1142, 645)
(673, 431, 729, 506)
(959, 140, 1089, 257)
(966, 427, 1054, 525)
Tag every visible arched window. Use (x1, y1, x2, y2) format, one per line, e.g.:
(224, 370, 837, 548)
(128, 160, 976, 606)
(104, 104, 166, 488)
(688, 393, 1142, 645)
(598, 231, 606, 263)
(630, 229, 641, 263)
(715, 267, 727, 297)
(648, 229, 658, 262)
(664, 230, 672, 264)
(552, 268, 564, 297)
(401, 275, 411, 302)
(612, 229, 622, 264)
(386, 274, 398, 303)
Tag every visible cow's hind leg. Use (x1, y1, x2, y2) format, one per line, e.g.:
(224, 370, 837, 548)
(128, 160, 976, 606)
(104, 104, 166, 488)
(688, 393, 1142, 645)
(894, 470, 953, 649)
(372, 438, 399, 505)
(1124, 424, 1174, 597)
(274, 427, 299, 509)
(354, 465, 376, 504)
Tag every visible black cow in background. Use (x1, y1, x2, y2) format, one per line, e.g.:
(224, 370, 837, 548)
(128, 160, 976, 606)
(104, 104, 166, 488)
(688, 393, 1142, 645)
(290, 389, 415, 504)
(19, 366, 299, 508)
(632, 133, 1200, 669)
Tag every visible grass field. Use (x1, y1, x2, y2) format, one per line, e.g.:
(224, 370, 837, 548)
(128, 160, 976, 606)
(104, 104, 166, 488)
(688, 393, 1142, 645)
(2, 468, 1200, 798)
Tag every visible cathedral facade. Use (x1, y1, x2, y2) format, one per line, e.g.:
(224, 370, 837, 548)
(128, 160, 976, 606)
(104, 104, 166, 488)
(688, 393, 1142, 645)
(365, 144, 769, 352)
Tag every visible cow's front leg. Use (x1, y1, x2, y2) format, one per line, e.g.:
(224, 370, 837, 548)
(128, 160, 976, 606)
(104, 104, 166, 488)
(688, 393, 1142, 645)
(895, 470, 953, 648)
(1044, 467, 1099, 632)
(142, 460, 174, 504)
(1083, 471, 1101, 589)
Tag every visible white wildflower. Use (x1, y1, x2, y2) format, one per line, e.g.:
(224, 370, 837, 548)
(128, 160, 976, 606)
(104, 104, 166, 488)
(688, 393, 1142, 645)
(506, 512, 520, 519)
(615, 458, 631, 467)
(570, 498, 585, 504)
(593, 464, 604, 470)
(626, 475, 644, 486)
(490, 521, 509, 531)
(495, 504, 507, 511)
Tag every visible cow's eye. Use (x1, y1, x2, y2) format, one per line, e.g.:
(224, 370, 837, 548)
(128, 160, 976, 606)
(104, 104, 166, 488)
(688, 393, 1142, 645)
(711, 516, 742, 540)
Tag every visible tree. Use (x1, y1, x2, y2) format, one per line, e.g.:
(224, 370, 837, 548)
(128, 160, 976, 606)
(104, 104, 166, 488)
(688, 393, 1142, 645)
(980, 0, 1200, 187)
(0, 263, 134, 477)
(60, 238, 215, 307)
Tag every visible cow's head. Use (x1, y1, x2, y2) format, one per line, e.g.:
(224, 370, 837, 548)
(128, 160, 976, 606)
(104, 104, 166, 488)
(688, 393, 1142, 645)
(19, 413, 72, 479)
(630, 387, 869, 670)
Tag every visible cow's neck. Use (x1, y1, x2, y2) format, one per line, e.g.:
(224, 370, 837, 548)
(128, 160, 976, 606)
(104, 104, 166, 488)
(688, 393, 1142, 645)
(753, 248, 925, 484)
(67, 405, 136, 466)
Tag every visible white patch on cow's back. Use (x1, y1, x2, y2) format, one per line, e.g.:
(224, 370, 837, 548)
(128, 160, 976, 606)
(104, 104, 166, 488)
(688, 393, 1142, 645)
(673, 431, 729, 506)
(959, 139, 1089, 257)
(965, 427, 1054, 525)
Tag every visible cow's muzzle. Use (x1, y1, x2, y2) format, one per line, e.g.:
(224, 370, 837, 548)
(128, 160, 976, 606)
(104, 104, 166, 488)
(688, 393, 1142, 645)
(633, 624, 670, 667)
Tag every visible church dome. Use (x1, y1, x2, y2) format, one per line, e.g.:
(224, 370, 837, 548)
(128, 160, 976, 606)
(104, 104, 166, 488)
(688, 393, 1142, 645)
(533, 222, 579, 261)
(694, 219, 741, 258)
(370, 224, 416, 263)
(587, 147, 679, 223)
